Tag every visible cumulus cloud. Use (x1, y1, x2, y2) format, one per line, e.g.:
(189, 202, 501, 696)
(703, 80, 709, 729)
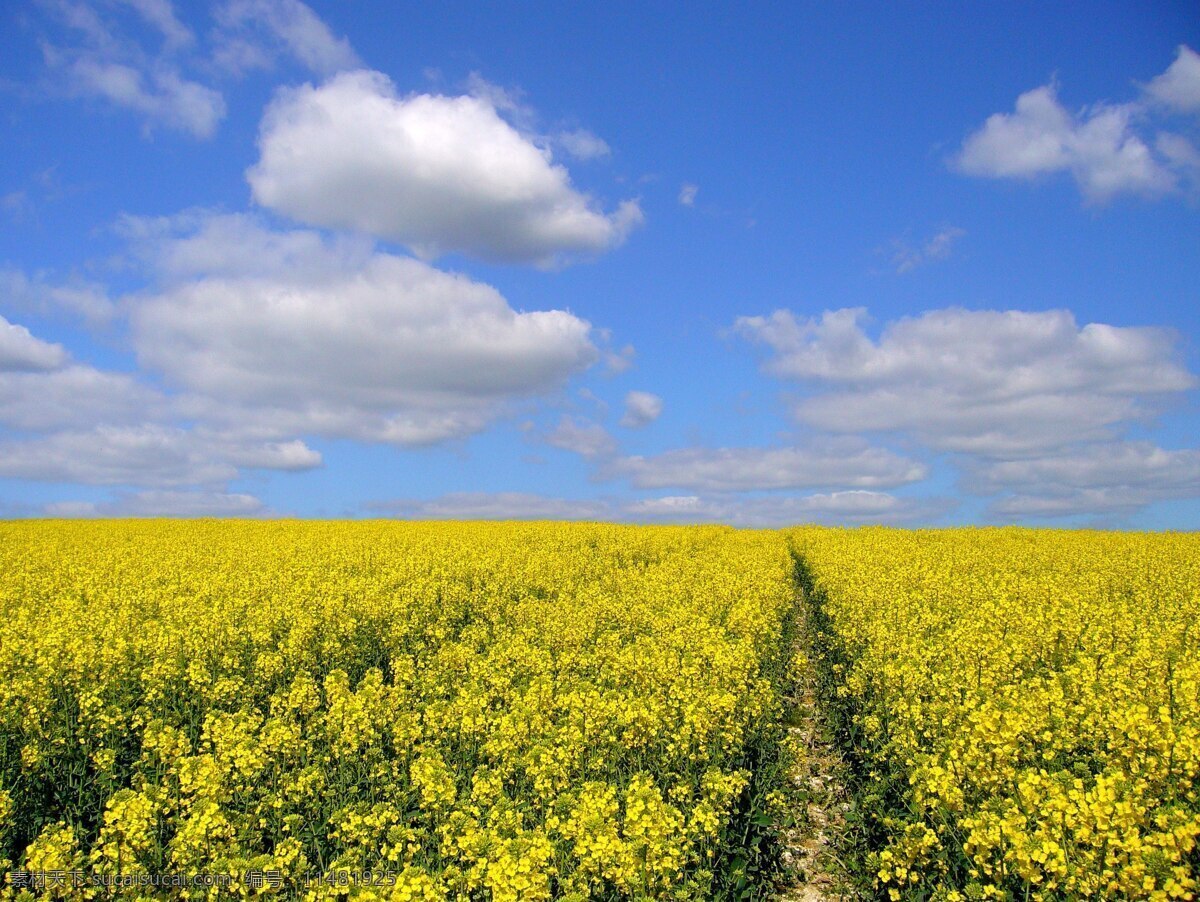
(0, 314, 68, 371)
(956, 86, 1172, 201)
(0, 400, 321, 488)
(1144, 45, 1200, 112)
(956, 47, 1200, 202)
(213, 0, 361, 76)
(247, 70, 642, 264)
(0, 311, 321, 488)
(890, 226, 965, 273)
(369, 492, 611, 521)
(611, 440, 926, 492)
(736, 307, 1195, 456)
(678, 183, 698, 206)
(126, 214, 598, 446)
(47, 490, 267, 518)
(619, 390, 663, 428)
(736, 305, 1200, 519)
(3, 211, 609, 502)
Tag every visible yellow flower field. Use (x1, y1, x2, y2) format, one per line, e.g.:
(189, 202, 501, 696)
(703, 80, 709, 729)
(1, 521, 1198, 900)
(790, 527, 1200, 901)
(0, 521, 795, 900)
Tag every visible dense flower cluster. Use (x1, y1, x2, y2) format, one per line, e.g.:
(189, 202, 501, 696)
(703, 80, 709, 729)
(791, 527, 1200, 901)
(0, 521, 794, 900)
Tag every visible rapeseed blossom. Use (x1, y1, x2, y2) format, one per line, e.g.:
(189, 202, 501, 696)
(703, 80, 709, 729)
(0, 521, 793, 900)
(792, 527, 1200, 901)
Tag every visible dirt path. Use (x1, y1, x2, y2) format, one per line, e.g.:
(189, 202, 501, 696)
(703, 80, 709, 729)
(777, 587, 856, 901)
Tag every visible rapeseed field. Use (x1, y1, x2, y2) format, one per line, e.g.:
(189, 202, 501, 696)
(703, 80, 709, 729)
(1, 521, 1197, 900)
(0, 521, 795, 900)
(791, 527, 1200, 901)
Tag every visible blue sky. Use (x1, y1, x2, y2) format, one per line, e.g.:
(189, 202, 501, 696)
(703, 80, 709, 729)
(1, 1, 1199, 527)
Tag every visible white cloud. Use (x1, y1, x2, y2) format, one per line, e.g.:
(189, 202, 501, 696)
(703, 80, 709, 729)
(0, 310, 322, 492)
(213, 0, 360, 76)
(971, 440, 1200, 493)
(956, 85, 1173, 201)
(611, 440, 926, 492)
(545, 416, 618, 459)
(890, 226, 965, 273)
(603, 343, 636, 374)
(463, 72, 531, 124)
(38, 1, 359, 139)
(47, 490, 267, 518)
(127, 214, 599, 445)
(1145, 45, 1200, 112)
(620, 390, 663, 428)
(957, 48, 1200, 202)
(247, 70, 642, 264)
(0, 315, 165, 429)
(556, 128, 611, 160)
(678, 183, 698, 206)
(989, 488, 1178, 519)
(221, 437, 320, 470)
(1156, 132, 1200, 191)
(370, 492, 610, 521)
(736, 307, 1195, 456)
(0, 425, 320, 487)
(0, 426, 230, 486)
(117, 209, 374, 281)
(0, 314, 68, 371)
(1, 267, 117, 324)
(0, 365, 164, 431)
(59, 55, 225, 138)
(39, 2, 225, 138)
(969, 440, 1200, 518)
(958, 87, 1076, 177)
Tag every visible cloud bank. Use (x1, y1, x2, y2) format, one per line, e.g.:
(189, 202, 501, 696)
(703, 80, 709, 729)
(956, 45, 1200, 201)
(737, 306, 1194, 456)
(128, 214, 600, 445)
(736, 305, 1199, 520)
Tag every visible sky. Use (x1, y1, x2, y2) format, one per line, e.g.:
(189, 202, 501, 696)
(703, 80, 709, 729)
(1, 1, 1199, 528)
